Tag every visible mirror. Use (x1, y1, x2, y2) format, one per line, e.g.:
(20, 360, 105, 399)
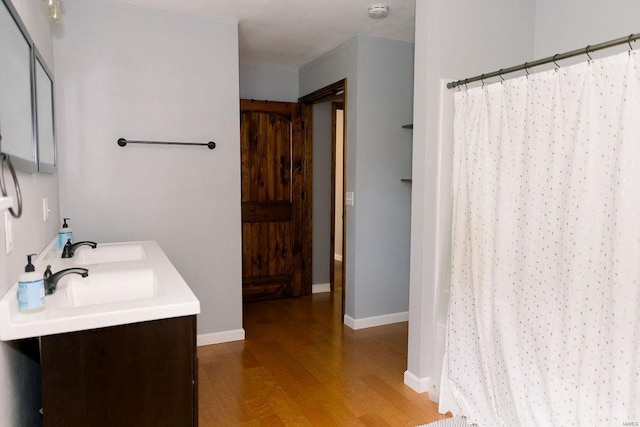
(35, 50, 56, 173)
(0, 0, 37, 172)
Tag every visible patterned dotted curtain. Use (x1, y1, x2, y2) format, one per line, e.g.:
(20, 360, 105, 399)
(440, 50, 640, 425)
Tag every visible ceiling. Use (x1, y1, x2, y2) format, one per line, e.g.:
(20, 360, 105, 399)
(118, 0, 416, 68)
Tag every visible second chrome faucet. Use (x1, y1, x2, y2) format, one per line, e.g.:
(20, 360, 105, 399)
(61, 241, 97, 259)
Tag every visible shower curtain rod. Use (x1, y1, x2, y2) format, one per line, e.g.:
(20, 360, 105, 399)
(447, 32, 640, 89)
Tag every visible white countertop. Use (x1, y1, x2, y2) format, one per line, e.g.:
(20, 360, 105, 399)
(0, 240, 200, 340)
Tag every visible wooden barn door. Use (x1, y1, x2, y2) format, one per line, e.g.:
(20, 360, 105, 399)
(240, 99, 310, 301)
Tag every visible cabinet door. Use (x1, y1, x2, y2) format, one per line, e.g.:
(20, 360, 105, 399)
(40, 316, 197, 427)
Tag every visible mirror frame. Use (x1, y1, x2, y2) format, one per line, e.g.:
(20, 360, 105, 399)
(34, 48, 57, 173)
(0, 0, 57, 174)
(0, 0, 38, 173)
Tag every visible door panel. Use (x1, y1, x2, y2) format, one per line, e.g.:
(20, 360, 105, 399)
(241, 112, 292, 202)
(240, 99, 309, 301)
(242, 221, 292, 278)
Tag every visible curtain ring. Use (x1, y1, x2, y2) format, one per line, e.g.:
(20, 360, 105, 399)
(498, 69, 505, 83)
(628, 34, 634, 50)
(480, 74, 485, 87)
(552, 54, 561, 69)
(585, 45, 593, 61)
(0, 153, 23, 219)
(464, 79, 469, 90)
(524, 62, 530, 77)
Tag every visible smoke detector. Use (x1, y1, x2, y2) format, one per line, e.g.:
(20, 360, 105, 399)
(368, 5, 389, 19)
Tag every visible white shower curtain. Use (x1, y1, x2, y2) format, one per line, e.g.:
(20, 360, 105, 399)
(440, 50, 640, 426)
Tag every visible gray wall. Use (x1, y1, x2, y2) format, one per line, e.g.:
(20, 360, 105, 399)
(300, 35, 414, 320)
(354, 36, 413, 319)
(311, 101, 333, 285)
(54, 0, 243, 337)
(406, 0, 536, 396)
(0, 0, 60, 424)
(534, 0, 640, 58)
(239, 63, 298, 102)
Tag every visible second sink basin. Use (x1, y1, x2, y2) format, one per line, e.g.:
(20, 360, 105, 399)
(74, 243, 146, 265)
(57, 266, 162, 308)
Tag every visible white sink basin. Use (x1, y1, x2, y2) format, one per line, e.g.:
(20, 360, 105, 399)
(57, 266, 162, 308)
(74, 243, 146, 265)
(0, 240, 200, 340)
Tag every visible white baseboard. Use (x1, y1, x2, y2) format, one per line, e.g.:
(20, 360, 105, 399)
(334, 254, 343, 262)
(312, 283, 331, 293)
(197, 328, 245, 346)
(343, 311, 408, 330)
(404, 370, 432, 393)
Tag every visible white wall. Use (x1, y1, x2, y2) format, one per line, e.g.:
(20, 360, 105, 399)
(239, 63, 298, 102)
(300, 35, 414, 322)
(406, 0, 536, 396)
(53, 0, 243, 339)
(0, 0, 60, 424)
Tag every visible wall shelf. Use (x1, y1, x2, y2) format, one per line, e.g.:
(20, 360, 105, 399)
(401, 179, 412, 183)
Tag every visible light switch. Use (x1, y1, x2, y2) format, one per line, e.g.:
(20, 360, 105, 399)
(345, 191, 354, 206)
(4, 212, 13, 254)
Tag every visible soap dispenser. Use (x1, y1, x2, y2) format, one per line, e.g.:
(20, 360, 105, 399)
(17, 254, 45, 313)
(58, 218, 73, 248)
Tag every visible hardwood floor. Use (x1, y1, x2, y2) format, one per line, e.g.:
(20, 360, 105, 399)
(198, 262, 449, 426)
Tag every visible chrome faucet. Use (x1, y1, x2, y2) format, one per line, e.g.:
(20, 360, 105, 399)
(61, 241, 97, 259)
(44, 265, 89, 295)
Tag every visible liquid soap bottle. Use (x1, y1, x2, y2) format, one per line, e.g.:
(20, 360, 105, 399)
(58, 218, 73, 248)
(17, 254, 45, 313)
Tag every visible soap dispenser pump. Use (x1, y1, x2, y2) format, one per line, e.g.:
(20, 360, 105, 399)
(17, 254, 45, 313)
(58, 218, 73, 248)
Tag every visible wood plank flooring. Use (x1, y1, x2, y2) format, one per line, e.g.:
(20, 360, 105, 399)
(198, 263, 450, 426)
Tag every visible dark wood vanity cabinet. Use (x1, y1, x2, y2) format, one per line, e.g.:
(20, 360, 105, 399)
(40, 315, 198, 427)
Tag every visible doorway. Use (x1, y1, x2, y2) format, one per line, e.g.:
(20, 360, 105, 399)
(239, 99, 311, 301)
(299, 79, 347, 315)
